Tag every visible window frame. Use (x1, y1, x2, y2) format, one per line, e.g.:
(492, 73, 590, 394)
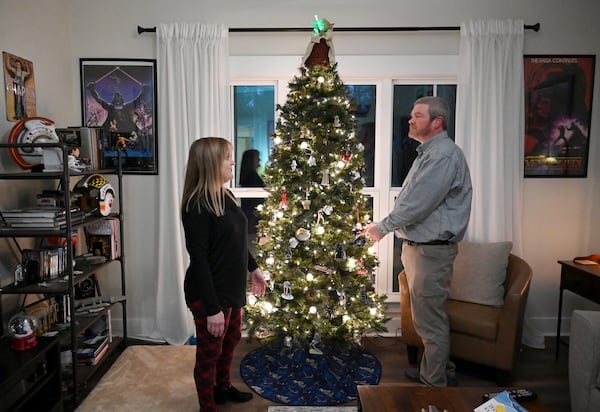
(229, 55, 458, 301)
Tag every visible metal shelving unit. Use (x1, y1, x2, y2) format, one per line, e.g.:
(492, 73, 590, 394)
(0, 142, 127, 410)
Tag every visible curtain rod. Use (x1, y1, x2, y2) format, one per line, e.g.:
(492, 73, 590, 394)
(137, 23, 540, 34)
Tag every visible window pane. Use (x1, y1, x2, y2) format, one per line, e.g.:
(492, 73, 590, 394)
(390, 84, 457, 292)
(391, 85, 433, 187)
(347, 85, 376, 187)
(233, 85, 275, 187)
(391, 85, 457, 187)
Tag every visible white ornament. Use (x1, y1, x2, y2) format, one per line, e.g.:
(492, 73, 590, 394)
(281, 281, 294, 300)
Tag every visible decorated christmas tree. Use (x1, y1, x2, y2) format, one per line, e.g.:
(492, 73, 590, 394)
(245, 18, 388, 351)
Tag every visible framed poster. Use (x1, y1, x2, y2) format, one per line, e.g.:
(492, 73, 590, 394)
(3, 51, 36, 121)
(80, 58, 157, 174)
(524, 55, 595, 177)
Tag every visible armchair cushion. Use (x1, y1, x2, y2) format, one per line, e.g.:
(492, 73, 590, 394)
(449, 240, 512, 307)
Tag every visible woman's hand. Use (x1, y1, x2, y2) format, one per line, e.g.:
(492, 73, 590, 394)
(207, 311, 225, 337)
(250, 268, 267, 297)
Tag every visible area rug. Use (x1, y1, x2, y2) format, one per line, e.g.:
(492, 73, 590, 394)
(241, 343, 381, 405)
(268, 407, 357, 412)
(75, 345, 198, 412)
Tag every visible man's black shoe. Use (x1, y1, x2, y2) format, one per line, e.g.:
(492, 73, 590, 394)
(214, 385, 253, 404)
(404, 367, 422, 383)
(404, 368, 458, 387)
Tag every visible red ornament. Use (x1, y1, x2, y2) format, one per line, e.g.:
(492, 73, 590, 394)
(279, 190, 289, 211)
(342, 149, 352, 161)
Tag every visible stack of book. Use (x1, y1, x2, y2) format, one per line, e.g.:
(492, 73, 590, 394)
(76, 312, 112, 366)
(1, 207, 85, 229)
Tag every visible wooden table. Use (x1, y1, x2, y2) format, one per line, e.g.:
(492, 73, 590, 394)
(556, 260, 600, 359)
(357, 384, 550, 412)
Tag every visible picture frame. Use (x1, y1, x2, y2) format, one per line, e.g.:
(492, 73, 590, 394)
(524, 55, 595, 177)
(80, 58, 157, 174)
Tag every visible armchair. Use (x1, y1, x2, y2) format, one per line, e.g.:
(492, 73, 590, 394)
(399, 253, 532, 385)
(569, 310, 600, 412)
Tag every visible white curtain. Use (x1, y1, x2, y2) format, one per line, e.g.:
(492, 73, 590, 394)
(455, 20, 524, 255)
(456, 20, 544, 348)
(152, 23, 230, 344)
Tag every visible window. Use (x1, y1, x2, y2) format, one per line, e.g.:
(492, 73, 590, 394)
(347, 85, 376, 187)
(391, 84, 457, 187)
(232, 85, 275, 186)
(390, 83, 457, 292)
(230, 55, 458, 299)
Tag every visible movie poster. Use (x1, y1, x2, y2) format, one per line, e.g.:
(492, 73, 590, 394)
(3, 51, 36, 121)
(524, 55, 595, 177)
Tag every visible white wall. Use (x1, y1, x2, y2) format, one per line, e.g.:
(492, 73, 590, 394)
(1, 0, 599, 342)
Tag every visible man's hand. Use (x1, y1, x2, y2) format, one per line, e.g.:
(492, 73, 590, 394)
(364, 222, 384, 242)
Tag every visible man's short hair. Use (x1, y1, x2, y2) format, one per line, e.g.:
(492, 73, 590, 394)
(414, 96, 449, 130)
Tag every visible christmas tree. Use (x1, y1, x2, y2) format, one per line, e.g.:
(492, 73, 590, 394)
(245, 18, 388, 351)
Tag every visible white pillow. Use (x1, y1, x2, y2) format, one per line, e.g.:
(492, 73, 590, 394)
(449, 241, 512, 307)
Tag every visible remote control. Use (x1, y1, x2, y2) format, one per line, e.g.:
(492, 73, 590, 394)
(482, 388, 537, 402)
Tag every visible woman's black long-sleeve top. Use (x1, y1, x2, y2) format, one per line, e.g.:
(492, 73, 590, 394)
(182, 192, 259, 316)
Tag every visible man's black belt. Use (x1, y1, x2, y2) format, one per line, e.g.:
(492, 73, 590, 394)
(403, 239, 452, 246)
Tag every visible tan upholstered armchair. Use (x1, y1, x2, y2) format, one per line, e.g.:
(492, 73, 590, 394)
(399, 253, 532, 385)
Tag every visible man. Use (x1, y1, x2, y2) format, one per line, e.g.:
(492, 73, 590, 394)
(364, 96, 472, 387)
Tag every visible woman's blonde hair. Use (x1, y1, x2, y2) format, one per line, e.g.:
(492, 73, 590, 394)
(181, 137, 232, 217)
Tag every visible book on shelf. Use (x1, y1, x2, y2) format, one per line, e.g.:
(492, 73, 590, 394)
(77, 312, 111, 365)
(4, 210, 86, 228)
(77, 334, 109, 359)
(78, 338, 110, 365)
(1, 207, 82, 219)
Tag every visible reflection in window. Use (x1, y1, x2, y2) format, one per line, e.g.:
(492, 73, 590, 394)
(347, 85, 376, 187)
(233, 85, 275, 187)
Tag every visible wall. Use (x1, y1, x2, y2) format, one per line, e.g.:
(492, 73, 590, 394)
(1, 0, 599, 342)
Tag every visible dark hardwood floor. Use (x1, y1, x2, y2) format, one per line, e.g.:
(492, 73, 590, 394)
(221, 336, 570, 412)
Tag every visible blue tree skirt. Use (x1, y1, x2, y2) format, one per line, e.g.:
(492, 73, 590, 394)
(240, 343, 382, 405)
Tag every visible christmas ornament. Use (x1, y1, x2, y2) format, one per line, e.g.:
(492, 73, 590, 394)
(335, 243, 347, 261)
(279, 190, 289, 210)
(289, 237, 299, 248)
(322, 205, 334, 215)
(259, 235, 272, 246)
(301, 192, 311, 210)
(321, 169, 330, 186)
(291, 160, 297, 171)
(334, 115, 341, 128)
(351, 236, 366, 246)
(309, 333, 324, 355)
(342, 149, 352, 161)
(308, 154, 317, 166)
(295, 228, 311, 241)
(265, 252, 275, 266)
(282, 281, 294, 300)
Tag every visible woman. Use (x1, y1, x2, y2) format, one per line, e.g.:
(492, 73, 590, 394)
(181, 137, 267, 411)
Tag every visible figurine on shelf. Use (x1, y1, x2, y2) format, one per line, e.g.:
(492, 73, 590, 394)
(68, 147, 87, 172)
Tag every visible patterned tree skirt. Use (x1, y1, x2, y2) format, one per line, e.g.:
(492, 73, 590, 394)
(241, 343, 381, 405)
